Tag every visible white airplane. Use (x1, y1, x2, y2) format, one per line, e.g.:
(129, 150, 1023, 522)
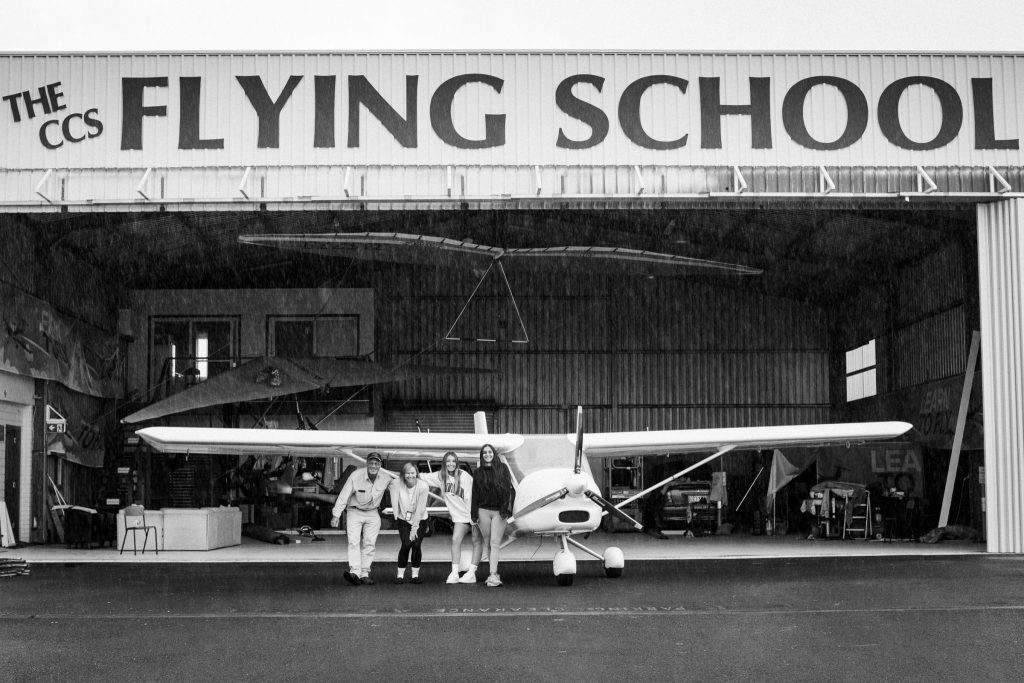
(136, 408, 912, 585)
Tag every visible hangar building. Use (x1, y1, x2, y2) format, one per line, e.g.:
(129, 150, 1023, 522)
(0, 51, 1021, 552)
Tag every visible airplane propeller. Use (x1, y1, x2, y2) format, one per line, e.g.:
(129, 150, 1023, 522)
(574, 405, 584, 474)
(584, 490, 643, 530)
(506, 487, 570, 523)
(507, 406, 642, 531)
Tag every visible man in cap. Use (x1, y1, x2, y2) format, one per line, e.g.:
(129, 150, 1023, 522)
(331, 452, 391, 585)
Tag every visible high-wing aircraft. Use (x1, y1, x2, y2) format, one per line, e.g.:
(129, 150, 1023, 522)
(136, 409, 912, 585)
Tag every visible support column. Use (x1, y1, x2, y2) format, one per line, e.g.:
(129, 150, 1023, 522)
(977, 199, 1024, 553)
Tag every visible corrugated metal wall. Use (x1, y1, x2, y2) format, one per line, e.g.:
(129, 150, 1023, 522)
(894, 307, 968, 387)
(379, 270, 830, 433)
(836, 238, 971, 397)
(977, 199, 1024, 553)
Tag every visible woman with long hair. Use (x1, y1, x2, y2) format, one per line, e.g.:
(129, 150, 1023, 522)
(388, 461, 430, 584)
(420, 451, 483, 584)
(470, 443, 516, 587)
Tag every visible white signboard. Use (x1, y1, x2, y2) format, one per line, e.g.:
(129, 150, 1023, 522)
(2, 52, 1022, 170)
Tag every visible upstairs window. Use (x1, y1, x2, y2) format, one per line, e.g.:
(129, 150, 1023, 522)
(150, 317, 237, 392)
(268, 315, 360, 358)
(846, 339, 877, 401)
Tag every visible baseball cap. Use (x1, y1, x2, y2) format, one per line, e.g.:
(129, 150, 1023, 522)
(366, 452, 383, 464)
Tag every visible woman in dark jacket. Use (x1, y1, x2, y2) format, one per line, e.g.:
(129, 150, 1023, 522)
(470, 443, 516, 587)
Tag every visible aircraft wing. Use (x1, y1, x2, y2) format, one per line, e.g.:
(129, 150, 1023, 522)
(135, 426, 524, 461)
(579, 421, 913, 458)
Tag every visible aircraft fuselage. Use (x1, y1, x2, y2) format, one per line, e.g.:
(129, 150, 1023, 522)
(502, 434, 604, 536)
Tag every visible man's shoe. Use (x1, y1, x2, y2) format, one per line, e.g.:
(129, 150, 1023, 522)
(410, 576, 423, 584)
(360, 576, 375, 585)
(393, 576, 405, 585)
(457, 570, 477, 584)
(445, 570, 461, 584)
(343, 571, 360, 586)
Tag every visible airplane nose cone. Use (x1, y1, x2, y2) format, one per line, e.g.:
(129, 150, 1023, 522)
(566, 473, 589, 496)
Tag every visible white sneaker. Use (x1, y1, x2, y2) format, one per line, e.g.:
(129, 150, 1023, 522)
(458, 570, 477, 584)
(445, 570, 461, 584)
(485, 573, 502, 587)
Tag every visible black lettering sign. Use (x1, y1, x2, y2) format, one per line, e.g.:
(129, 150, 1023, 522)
(619, 75, 689, 150)
(555, 74, 609, 149)
(83, 108, 103, 139)
(236, 75, 303, 148)
(179, 77, 224, 150)
(61, 112, 86, 143)
(782, 76, 868, 150)
(972, 78, 1019, 150)
(39, 119, 62, 149)
(429, 74, 505, 149)
(700, 77, 772, 149)
(878, 76, 962, 150)
(314, 75, 336, 148)
(348, 75, 418, 148)
(121, 77, 168, 150)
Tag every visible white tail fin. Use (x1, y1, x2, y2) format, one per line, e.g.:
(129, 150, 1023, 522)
(474, 411, 489, 434)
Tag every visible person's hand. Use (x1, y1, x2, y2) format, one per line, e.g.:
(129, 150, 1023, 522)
(330, 515, 340, 528)
(471, 518, 478, 525)
(409, 529, 418, 542)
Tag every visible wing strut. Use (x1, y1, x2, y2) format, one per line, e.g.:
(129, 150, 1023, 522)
(614, 445, 736, 510)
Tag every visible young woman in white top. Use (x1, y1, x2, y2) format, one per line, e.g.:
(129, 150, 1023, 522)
(389, 462, 430, 584)
(420, 451, 483, 584)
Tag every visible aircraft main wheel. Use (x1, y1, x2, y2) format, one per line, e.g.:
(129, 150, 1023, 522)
(557, 573, 575, 586)
(602, 546, 624, 578)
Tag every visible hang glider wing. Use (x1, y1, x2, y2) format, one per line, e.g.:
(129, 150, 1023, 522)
(239, 232, 503, 269)
(577, 421, 913, 459)
(238, 232, 762, 275)
(122, 356, 491, 424)
(504, 245, 762, 275)
(136, 426, 524, 461)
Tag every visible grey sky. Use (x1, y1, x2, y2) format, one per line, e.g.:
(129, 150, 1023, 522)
(1, 0, 1021, 53)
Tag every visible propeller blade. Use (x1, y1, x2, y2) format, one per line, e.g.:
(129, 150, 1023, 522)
(574, 405, 584, 474)
(507, 487, 569, 524)
(584, 490, 643, 530)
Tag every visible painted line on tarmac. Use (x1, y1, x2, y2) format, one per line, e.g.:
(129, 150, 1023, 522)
(6, 605, 1024, 619)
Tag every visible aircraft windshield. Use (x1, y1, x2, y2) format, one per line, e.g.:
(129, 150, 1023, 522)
(501, 434, 588, 481)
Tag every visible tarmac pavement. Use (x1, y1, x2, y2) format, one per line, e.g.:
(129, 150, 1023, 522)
(1, 533, 1019, 681)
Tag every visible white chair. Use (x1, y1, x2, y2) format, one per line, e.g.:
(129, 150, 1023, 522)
(119, 505, 158, 555)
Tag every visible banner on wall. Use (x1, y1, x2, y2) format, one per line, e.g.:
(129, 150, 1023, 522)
(900, 372, 984, 451)
(44, 383, 112, 468)
(815, 442, 924, 498)
(1, 283, 121, 398)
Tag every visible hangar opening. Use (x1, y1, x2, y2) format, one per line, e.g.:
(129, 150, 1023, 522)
(0, 202, 988, 551)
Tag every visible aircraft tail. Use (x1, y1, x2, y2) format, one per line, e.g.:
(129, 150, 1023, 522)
(474, 411, 489, 435)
